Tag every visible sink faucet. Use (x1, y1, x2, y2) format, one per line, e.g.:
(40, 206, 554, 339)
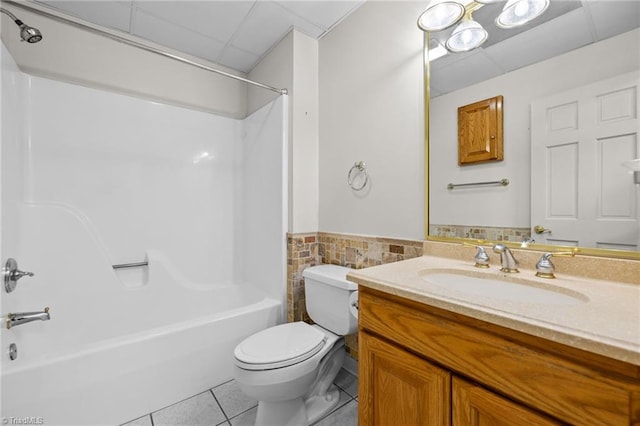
(6, 307, 50, 329)
(492, 244, 519, 273)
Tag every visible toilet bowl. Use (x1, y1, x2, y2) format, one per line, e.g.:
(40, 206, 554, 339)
(233, 265, 357, 426)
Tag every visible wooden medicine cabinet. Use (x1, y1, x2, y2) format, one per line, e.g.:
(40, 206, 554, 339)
(458, 95, 503, 165)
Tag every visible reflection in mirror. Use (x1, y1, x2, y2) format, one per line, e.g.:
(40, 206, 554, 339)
(426, 0, 640, 257)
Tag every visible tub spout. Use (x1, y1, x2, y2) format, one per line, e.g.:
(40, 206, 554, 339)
(6, 307, 50, 329)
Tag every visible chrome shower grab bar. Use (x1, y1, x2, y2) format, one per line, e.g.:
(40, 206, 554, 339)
(447, 178, 509, 190)
(112, 261, 148, 269)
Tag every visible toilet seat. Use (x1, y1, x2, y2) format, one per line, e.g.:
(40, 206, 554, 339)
(234, 322, 327, 371)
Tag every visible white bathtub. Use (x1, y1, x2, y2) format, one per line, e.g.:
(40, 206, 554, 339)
(1, 205, 282, 425)
(1, 285, 280, 426)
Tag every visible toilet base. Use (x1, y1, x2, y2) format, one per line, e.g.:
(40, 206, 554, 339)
(254, 385, 341, 426)
(255, 397, 307, 426)
(306, 385, 341, 424)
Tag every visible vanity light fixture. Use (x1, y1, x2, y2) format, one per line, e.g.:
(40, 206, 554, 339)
(446, 15, 488, 52)
(419, 0, 550, 55)
(496, 0, 550, 29)
(417, 1, 466, 32)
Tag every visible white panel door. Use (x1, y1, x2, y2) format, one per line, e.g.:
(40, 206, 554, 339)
(531, 71, 639, 250)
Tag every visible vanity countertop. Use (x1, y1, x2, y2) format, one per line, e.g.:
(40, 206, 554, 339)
(347, 255, 640, 366)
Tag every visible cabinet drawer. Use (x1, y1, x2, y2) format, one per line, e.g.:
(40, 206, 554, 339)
(359, 287, 640, 425)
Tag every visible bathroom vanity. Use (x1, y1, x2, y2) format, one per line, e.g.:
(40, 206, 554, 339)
(348, 253, 640, 425)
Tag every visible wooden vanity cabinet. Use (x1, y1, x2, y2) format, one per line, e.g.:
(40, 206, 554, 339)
(358, 287, 640, 426)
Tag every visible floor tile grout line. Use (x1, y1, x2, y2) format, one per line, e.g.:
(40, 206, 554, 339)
(227, 403, 260, 422)
(333, 382, 358, 400)
(213, 378, 235, 388)
(210, 389, 231, 423)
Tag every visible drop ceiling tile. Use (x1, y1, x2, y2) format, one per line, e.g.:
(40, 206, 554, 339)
(484, 8, 593, 73)
(36, 1, 132, 32)
(275, 0, 363, 30)
(231, 1, 324, 55)
(132, 7, 226, 64)
(132, 1, 255, 42)
(218, 46, 261, 73)
(430, 51, 503, 95)
(587, 0, 640, 40)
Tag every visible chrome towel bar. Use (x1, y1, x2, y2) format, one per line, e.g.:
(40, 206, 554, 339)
(447, 178, 509, 190)
(112, 261, 148, 269)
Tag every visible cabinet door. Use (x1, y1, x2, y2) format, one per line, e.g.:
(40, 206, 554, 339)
(359, 331, 450, 426)
(457, 95, 503, 165)
(453, 377, 562, 426)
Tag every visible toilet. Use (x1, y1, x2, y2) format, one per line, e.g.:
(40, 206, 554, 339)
(233, 264, 358, 426)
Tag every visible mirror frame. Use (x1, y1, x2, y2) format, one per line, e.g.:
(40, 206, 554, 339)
(422, 33, 640, 261)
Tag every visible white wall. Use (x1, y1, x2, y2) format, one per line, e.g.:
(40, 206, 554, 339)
(292, 32, 320, 234)
(429, 29, 640, 228)
(318, 1, 426, 240)
(247, 32, 293, 116)
(249, 30, 320, 234)
(239, 96, 288, 305)
(0, 3, 247, 118)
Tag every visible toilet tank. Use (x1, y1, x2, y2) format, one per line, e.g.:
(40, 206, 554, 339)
(302, 264, 357, 335)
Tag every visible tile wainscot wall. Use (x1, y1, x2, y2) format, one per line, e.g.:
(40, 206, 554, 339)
(287, 232, 424, 359)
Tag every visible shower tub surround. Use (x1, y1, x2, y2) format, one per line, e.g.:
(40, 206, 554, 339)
(1, 43, 287, 425)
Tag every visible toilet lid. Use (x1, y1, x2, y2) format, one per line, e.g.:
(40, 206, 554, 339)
(234, 322, 326, 370)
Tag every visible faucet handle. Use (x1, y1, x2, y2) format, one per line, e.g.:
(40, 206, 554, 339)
(535, 251, 576, 279)
(462, 242, 490, 268)
(3, 258, 35, 293)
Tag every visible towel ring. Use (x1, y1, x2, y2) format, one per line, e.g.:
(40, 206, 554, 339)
(348, 161, 368, 191)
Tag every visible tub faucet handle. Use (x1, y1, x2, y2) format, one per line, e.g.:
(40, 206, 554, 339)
(3, 258, 35, 293)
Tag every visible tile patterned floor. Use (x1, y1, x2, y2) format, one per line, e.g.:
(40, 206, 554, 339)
(121, 369, 358, 426)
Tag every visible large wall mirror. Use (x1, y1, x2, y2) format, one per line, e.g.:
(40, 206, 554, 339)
(425, 0, 640, 259)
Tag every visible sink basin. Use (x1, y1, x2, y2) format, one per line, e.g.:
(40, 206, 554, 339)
(420, 270, 588, 305)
